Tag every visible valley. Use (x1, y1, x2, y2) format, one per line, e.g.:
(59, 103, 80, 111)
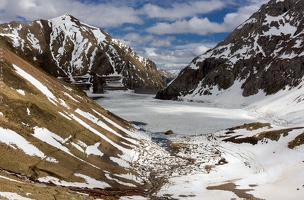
(94, 91, 256, 136)
(95, 91, 304, 199)
(0, 0, 304, 199)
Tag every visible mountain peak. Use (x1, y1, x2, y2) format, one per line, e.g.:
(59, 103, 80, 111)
(0, 15, 167, 91)
(157, 0, 304, 101)
(50, 13, 77, 21)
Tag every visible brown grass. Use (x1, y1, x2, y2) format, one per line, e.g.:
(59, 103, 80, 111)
(228, 122, 271, 131)
(0, 42, 150, 192)
(288, 132, 304, 149)
(207, 182, 264, 200)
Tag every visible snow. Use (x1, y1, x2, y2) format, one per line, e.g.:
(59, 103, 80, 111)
(16, 89, 25, 95)
(58, 111, 72, 120)
(45, 157, 58, 163)
(69, 110, 138, 166)
(0, 127, 45, 158)
(0, 175, 23, 184)
(0, 192, 34, 200)
(110, 157, 130, 168)
(13, 64, 58, 105)
(38, 174, 110, 189)
(96, 91, 256, 135)
(75, 109, 137, 143)
(26, 108, 30, 115)
(63, 91, 79, 102)
(93, 90, 304, 199)
(104, 173, 136, 188)
(85, 142, 104, 157)
(263, 14, 297, 36)
(154, 128, 304, 199)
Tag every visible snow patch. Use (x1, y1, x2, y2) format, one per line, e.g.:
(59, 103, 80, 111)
(13, 64, 58, 105)
(0, 127, 45, 158)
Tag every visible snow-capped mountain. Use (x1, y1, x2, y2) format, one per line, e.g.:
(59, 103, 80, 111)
(157, 0, 304, 100)
(0, 14, 166, 90)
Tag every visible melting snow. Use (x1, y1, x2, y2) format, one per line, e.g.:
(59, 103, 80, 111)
(38, 174, 110, 189)
(16, 89, 25, 95)
(0, 175, 23, 184)
(26, 108, 30, 115)
(13, 64, 58, 105)
(0, 192, 33, 200)
(58, 111, 72, 120)
(85, 142, 104, 157)
(110, 157, 130, 168)
(0, 127, 45, 158)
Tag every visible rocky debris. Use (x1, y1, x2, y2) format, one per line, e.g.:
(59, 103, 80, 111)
(156, 0, 304, 100)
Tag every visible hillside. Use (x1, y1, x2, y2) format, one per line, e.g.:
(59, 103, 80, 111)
(156, 0, 304, 102)
(0, 14, 166, 92)
(0, 39, 171, 199)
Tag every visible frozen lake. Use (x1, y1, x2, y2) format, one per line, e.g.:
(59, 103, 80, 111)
(94, 91, 256, 136)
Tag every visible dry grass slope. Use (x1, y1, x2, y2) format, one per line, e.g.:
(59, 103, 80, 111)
(0, 40, 150, 199)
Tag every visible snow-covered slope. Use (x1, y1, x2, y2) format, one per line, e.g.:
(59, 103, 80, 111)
(0, 14, 166, 91)
(156, 0, 304, 97)
(156, 0, 304, 125)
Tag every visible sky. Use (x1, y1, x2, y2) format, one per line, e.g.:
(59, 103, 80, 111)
(0, 0, 269, 72)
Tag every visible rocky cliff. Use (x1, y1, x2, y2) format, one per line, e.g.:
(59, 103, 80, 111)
(156, 0, 304, 100)
(0, 14, 166, 91)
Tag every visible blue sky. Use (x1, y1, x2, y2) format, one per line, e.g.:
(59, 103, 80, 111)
(0, 0, 268, 71)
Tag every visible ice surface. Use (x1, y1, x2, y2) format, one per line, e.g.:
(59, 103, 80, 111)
(95, 91, 256, 135)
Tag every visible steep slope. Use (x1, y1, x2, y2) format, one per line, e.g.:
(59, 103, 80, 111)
(156, 0, 304, 100)
(0, 40, 169, 199)
(0, 14, 166, 91)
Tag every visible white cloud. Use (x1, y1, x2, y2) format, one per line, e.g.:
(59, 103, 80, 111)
(222, 0, 269, 30)
(0, 0, 142, 27)
(135, 42, 215, 71)
(175, 43, 216, 56)
(147, 17, 227, 35)
(146, 0, 268, 35)
(122, 33, 175, 47)
(140, 0, 225, 20)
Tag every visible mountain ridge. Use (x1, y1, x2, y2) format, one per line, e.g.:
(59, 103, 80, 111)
(0, 14, 166, 91)
(156, 0, 304, 101)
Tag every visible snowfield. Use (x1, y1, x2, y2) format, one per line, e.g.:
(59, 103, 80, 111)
(94, 90, 304, 199)
(94, 91, 256, 136)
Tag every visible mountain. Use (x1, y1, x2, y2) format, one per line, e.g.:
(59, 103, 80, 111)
(156, 0, 304, 101)
(0, 14, 166, 91)
(0, 39, 171, 199)
(157, 68, 176, 83)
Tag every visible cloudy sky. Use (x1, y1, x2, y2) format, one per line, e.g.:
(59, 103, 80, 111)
(0, 0, 269, 72)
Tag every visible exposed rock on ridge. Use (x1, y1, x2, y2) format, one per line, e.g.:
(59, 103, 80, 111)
(156, 0, 304, 100)
(0, 14, 166, 91)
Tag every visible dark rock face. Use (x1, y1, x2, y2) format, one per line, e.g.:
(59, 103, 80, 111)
(0, 14, 166, 90)
(156, 0, 304, 100)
